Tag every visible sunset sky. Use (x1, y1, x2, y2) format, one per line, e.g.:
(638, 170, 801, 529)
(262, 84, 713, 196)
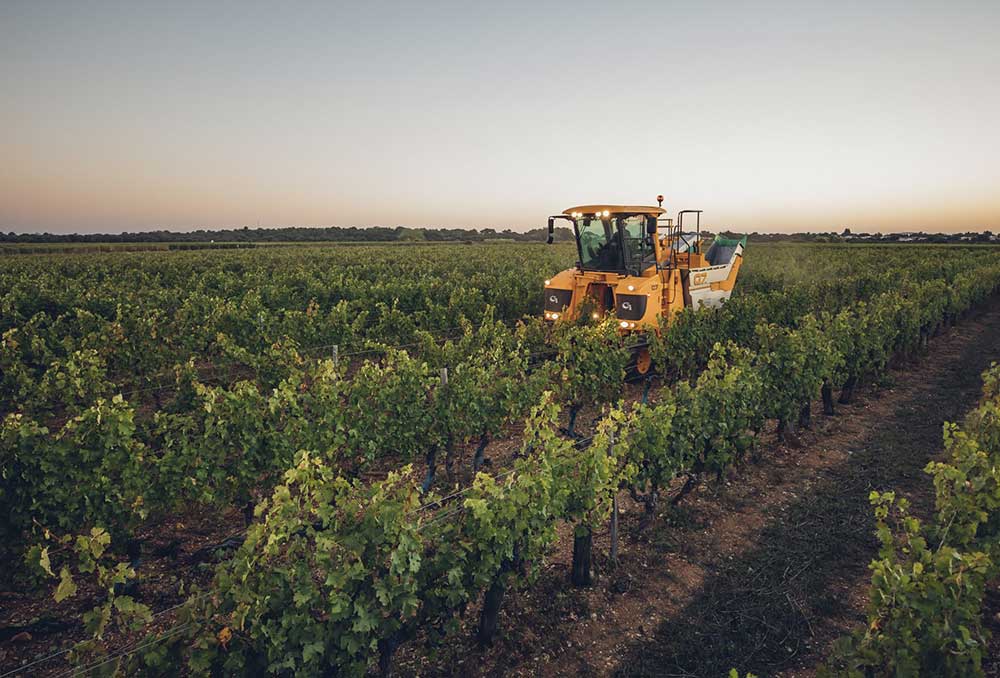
(2, 1, 998, 235)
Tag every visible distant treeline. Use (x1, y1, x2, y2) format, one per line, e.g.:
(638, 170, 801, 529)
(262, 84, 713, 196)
(0, 225, 575, 244)
(740, 229, 998, 244)
(0, 242, 262, 255)
(2, 225, 996, 247)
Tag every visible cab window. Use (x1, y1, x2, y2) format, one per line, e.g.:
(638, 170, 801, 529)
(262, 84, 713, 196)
(621, 215, 653, 271)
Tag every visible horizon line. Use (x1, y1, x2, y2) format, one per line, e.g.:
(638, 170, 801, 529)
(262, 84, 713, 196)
(3, 224, 998, 238)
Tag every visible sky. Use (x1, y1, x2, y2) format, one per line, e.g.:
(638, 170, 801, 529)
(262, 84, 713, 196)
(2, 1, 999, 235)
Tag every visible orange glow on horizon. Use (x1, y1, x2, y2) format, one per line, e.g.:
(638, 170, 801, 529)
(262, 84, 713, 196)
(2, 3, 999, 235)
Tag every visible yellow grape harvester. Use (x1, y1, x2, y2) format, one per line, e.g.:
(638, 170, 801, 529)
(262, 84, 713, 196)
(543, 195, 746, 377)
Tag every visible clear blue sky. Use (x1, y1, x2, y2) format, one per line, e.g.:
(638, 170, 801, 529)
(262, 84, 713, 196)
(2, 0, 998, 234)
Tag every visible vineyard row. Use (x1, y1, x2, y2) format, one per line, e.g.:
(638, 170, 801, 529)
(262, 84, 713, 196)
(21, 256, 1000, 675)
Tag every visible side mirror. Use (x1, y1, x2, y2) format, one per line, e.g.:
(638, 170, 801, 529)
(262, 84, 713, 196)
(547, 217, 555, 245)
(646, 215, 657, 235)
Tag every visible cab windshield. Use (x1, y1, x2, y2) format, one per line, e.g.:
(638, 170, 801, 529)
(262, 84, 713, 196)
(576, 216, 622, 270)
(574, 214, 654, 273)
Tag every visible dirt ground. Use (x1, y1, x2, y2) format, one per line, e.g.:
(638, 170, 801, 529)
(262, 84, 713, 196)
(394, 298, 1000, 677)
(4, 300, 1000, 676)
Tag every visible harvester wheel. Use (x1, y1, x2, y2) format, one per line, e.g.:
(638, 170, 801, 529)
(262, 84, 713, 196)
(625, 346, 654, 382)
(635, 347, 652, 375)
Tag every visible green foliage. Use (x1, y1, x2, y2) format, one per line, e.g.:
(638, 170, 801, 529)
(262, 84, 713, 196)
(2, 396, 148, 550)
(825, 493, 991, 677)
(418, 310, 536, 464)
(145, 396, 587, 675)
(692, 342, 765, 474)
(755, 315, 834, 426)
(825, 362, 1000, 677)
(619, 399, 680, 504)
(30, 527, 152, 668)
(193, 453, 426, 675)
(461, 393, 574, 590)
(551, 319, 629, 409)
(37, 349, 111, 414)
(4, 243, 1000, 670)
(344, 349, 437, 465)
(556, 407, 632, 534)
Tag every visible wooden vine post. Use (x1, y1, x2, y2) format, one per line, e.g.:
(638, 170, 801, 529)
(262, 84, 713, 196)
(609, 430, 619, 568)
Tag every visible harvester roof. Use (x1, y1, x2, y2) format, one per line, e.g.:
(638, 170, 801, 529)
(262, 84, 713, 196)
(562, 205, 665, 217)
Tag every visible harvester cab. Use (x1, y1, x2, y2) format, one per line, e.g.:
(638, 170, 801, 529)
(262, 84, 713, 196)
(543, 196, 746, 376)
